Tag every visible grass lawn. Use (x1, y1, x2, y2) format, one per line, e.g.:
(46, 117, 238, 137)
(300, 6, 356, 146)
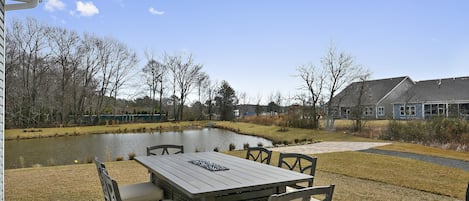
(4, 121, 469, 200)
(5, 151, 465, 201)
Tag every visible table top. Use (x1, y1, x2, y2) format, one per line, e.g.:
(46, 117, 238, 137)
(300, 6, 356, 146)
(135, 152, 313, 198)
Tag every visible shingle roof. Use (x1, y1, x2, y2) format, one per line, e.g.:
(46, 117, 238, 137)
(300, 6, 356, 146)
(395, 77, 469, 103)
(331, 76, 409, 106)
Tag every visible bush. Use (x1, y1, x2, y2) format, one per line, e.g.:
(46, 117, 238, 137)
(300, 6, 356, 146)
(128, 152, 136, 160)
(381, 118, 469, 147)
(243, 143, 249, 150)
(229, 143, 236, 151)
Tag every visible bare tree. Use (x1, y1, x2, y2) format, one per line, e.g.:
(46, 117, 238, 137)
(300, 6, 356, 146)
(296, 63, 325, 129)
(205, 79, 218, 120)
(322, 43, 363, 130)
(47, 26, 82, 125)
(6, 18, 51, 127)
(166, 52, 203, 121)
(76, 33, 101, 123)
(93, 37, 137, 123)
(255, 93, 263, 116)
(143, 51, 166, 121)
(351, 72, 371, 132)
(196, 72, 209, 120)
(108, 42, 138, 116)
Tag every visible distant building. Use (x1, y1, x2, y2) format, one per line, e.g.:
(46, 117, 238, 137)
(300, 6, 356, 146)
(393, 77, 469, 120)
(330, 76, 469, 120)
(329, 76, 414, 120)
(236, 104, 286, 118)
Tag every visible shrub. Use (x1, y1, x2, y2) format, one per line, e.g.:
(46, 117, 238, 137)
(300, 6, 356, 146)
(128, 152, 136, 160)
(381, 118, 469, 147)
(257, 142, 263, 147)
(115, 156, 124, 161)
(243, 143, 250, 150)
(272, 140, 283, 146)
(229, 143, 236, 151)
(213, 147, 219, 152)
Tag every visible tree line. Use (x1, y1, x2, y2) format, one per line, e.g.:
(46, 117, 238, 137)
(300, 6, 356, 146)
(6, 18, 368, 130)
(6, 18, 238, 128)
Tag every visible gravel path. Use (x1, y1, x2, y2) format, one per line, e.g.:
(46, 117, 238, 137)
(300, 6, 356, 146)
(359, 149, 469, 171)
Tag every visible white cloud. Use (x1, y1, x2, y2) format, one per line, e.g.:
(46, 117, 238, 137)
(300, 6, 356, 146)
(149, 7, 165, 15)
(76, 1, 99, 17)
(44, 0, 65, 12)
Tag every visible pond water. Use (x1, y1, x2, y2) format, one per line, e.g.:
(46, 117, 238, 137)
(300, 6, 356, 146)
(4, 128, 272, 169)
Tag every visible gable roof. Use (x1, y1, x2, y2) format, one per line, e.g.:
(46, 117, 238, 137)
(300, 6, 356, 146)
(330, 76, 410, 107)
(395, 76, 469, 104)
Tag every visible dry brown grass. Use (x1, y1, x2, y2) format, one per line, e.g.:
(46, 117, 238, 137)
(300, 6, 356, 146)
(227, 150, 467, 200)
(4, 161, 148, 201)
(5, 158, 461, 201)
(5, 121, 468, 200)
(5, 121, 205, 140)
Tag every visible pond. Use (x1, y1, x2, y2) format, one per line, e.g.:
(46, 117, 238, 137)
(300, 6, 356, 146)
(4, 128, 272, 169)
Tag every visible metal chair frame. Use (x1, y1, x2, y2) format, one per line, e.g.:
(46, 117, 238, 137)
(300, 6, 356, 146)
(268, 185, 335, 201)
(94, 157, 165, 201)
(246, 147, 273, 164)
(278, 153, 317, 188)
(146, 144, 184, 156)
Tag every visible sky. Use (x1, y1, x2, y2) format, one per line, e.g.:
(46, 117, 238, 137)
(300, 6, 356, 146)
(5, 0, 469, 104)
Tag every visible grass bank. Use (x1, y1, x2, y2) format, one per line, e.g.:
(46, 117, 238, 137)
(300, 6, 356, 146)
(5, 121, 206, 140)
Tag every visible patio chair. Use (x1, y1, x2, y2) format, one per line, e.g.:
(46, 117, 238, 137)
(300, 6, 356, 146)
(268, 185, 335, 201)
(278, 153, 317, 189)
(466, 182, 468, 201)
(245, 146, 272, 164)
(146, 144, 184, 156)
(146, 144, 184, 185)
(94, 157, 165, 201)
(95, 157, 111, 200)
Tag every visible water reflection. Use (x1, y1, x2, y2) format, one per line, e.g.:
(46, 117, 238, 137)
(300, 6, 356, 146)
(4, 128, 272, 169)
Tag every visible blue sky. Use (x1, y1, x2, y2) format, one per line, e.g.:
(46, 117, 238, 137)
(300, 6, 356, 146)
(5, 0, 469, 104)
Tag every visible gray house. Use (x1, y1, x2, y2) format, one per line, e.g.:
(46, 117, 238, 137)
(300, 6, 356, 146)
(330, 76, 415, 120)
(393, 77, 469, 120)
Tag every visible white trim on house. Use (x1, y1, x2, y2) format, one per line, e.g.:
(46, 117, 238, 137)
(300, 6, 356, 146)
(6, 0, 39, 11)
(374, 76, 411, 118)
(3, 2, 40, 199)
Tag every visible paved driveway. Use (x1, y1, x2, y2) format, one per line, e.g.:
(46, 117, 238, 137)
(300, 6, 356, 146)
(269, 142, 392, 154)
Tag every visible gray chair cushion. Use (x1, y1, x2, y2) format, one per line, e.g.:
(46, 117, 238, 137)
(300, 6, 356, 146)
(119, 182, 164, 201)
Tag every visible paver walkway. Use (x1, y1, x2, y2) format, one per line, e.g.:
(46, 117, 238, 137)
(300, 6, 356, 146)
(269, 141, 392, 154)
(269, 141, 468, 171)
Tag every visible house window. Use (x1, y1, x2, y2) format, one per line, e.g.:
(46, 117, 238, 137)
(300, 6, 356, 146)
(363, 107, 373, 116)
(400, 105, 416, 116)
(400, 106, 405, 116)
(378, 107, 385, 116)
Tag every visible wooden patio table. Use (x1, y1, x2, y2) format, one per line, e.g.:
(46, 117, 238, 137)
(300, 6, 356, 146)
(135, 152, 313, 201)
